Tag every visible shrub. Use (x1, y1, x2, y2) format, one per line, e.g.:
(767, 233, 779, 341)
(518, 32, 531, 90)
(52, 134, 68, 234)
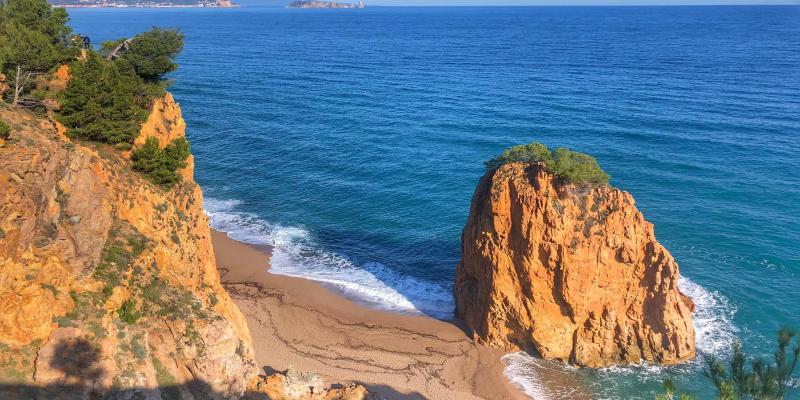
(486, 141, 610, 186)
(132, 137, 190, 188)
(131, 334, 147, 361)
(117, 299, 141, 324)
(0, 120, 10, 139)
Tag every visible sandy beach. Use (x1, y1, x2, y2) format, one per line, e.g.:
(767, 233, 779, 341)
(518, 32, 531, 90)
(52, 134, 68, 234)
(211, 229, 529, 400)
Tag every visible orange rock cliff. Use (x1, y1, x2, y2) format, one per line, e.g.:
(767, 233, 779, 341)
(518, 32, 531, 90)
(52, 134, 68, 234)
(0, 59, 373, 398)
(454, 162, 696, 368)
(0, 93, 258, 398)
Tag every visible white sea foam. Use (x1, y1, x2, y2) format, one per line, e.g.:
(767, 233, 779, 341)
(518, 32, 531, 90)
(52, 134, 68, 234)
(502, 353, 555, 400)
(204, 197, 455, 319)
(502, 353, 585, 400)
(205, 198, 742, 397)
(678, 276, 738, 358)
(501, 276, 738, 399)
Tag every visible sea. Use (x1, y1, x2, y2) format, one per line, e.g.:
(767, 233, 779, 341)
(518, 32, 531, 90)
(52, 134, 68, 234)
(67, 5, 800, 399)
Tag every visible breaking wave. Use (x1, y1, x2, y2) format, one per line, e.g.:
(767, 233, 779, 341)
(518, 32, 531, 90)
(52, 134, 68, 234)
(501, 276, 738, 399)
(204, 197, 455, 319)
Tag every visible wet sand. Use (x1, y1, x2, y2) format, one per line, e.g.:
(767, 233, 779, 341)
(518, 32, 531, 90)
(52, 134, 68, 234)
(211, 229, 528, 400)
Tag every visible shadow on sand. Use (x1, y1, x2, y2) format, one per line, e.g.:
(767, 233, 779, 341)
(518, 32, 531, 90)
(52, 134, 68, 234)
(0, 336, 427, 400)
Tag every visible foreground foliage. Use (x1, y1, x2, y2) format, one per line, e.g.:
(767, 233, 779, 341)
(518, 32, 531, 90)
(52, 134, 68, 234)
(706, 327, 799, 400)
(486, 141, 610, 186)
(657, 327, 799, 400)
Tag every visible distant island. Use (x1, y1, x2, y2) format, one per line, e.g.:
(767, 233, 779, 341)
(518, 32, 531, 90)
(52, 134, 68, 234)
(49, 0, 234, 7)
(287, 0, 364, 8)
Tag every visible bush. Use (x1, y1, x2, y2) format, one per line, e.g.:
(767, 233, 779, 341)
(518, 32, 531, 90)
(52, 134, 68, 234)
(131, 137, 190, 188)
(117, 299, 141, 324)
(0, 120, 10, 139)
(486, 141, 610, 186)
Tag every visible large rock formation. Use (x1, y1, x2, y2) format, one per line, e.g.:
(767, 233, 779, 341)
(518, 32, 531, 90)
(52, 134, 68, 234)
(0, 95, 257, 398)
(454, 162, 696, 368)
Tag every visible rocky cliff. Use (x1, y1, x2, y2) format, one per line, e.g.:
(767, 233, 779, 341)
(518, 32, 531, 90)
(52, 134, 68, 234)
(0, 95, 257, 398)
(454, 162, 696, 368)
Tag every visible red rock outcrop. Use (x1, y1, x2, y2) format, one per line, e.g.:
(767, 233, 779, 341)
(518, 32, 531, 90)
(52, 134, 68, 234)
(0, 96, 257, 398)
(454, 162, 696, 368)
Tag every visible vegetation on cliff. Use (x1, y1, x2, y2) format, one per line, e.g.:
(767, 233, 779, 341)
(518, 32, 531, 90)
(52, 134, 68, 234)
(486, 141, 610, 185)
(57, 53, 154, 146)
(132, 136, 191, 187)
(59, 29, 184, 148)
(0, 119, 9, 139)
(4, 0, 187, 185)
(0, 0, 190, 186)
(0, 0, 77, 106)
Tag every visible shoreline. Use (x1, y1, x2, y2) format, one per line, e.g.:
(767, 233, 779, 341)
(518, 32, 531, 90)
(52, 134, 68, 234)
(211, 228, 530, 400)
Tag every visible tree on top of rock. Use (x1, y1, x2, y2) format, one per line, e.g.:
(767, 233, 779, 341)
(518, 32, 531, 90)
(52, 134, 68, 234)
(485, 141, 610, 186)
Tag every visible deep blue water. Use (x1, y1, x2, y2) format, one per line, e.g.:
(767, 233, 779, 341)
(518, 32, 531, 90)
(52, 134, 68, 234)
(68, 6, 800, 399)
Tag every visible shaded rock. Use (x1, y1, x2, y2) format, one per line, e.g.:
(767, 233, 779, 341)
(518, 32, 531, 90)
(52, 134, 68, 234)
(247, 368, 371, 400)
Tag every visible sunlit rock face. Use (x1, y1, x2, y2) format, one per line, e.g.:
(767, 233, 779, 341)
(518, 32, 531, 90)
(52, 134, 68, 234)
(454, 162, 696, 368)
(0, 95, 256, 399)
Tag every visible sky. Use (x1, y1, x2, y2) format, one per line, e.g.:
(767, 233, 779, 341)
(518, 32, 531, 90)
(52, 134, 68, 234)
(246, 0, 799, 5)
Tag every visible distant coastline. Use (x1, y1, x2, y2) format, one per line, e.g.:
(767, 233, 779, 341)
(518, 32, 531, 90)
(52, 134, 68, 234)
(287, 0, 364, 9)
(50, 0, 235, 8)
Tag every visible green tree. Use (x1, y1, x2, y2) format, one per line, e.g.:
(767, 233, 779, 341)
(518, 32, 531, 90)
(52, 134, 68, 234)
(132, 137, 190, 188)
(58, 54, 152, 146)
(121, 28, 184, 80)
(0, 0, 77, 105)
(0, 0, 72, 44)
(655, 379, 696, 400)
(0, 23, 58, 106)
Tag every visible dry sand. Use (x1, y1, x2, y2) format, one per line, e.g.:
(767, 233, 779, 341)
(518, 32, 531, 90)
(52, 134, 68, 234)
(212, 229, 529, 400)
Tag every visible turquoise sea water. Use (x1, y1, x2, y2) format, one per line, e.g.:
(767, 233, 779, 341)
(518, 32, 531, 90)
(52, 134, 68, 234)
(68, 6, 800, 399)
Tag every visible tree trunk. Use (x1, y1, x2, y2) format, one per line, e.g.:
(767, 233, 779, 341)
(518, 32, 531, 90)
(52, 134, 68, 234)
(12, 65, 21, 107)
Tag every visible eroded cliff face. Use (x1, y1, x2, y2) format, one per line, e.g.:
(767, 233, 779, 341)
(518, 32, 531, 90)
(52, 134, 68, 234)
(0, 95, 257, 398)
(454, 162, 696, 368)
